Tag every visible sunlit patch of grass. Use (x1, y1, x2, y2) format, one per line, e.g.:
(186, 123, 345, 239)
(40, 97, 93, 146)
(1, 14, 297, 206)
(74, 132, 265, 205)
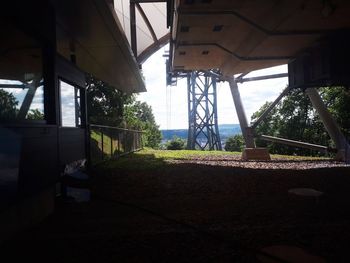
(143, 148, 241, 160)
(97, 148, 241, 171)
(95, 148, 334, 173)
(91, 130, 113, 155)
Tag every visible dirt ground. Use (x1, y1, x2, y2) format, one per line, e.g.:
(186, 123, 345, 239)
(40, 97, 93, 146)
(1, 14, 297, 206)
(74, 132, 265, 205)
(1, 156, 350, 262)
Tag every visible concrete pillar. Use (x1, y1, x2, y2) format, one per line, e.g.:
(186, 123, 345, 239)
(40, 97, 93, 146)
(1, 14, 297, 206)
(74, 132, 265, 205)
(305, 87, 350, 162)
(228, 77, 255, 148)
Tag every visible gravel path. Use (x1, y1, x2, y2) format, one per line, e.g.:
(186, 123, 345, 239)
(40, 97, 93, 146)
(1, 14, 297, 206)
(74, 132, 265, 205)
(167, 155, 349, 170)
(1, 156, 350, 262)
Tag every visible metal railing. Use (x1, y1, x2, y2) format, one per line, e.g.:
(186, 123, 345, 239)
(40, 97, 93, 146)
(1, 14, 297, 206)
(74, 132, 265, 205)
(89, 124, 144, 164)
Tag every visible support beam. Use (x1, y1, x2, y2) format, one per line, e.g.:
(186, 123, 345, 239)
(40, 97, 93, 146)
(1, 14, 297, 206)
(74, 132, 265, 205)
(237, 73, 288, 83)
(260, 135, 330, 153)
(305, 87, 350, 162)
(228, 77, 255, 148)
(187, 73, 194, 149)
(0, 84, 26, 89)
(17, 78, 41, 120)
(251, 86, 291, 130)
(212, 78, 221, 150)
(235, 72, 249, 83)
(187, 71, 222, 150)
(129, 1, 137, 57)
(135, 3, 158, 43)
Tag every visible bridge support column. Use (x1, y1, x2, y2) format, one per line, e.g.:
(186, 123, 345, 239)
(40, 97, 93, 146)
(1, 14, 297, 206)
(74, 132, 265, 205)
(187, 71, 222, 150)
(305, 87, 350, 162)
(228, 77, 255, 148)
(228, 77, 271, 160)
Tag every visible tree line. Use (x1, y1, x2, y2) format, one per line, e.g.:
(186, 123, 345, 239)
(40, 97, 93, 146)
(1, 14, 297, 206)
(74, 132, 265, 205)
(0, 75, 162, 148)
(225, 86, 350, 156)
(3, 75, 348, 155)
(86, 74, 162, 148)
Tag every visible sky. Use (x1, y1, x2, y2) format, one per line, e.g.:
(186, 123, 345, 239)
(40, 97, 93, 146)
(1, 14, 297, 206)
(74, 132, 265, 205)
(137, 45, 289, 130)
(1, 46, 287, 129)
(0, 79, 73, 125)
(0, 79, 44, 114)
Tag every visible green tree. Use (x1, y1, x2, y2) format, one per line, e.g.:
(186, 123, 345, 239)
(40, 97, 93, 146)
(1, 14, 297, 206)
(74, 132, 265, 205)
(224, 134, 244, 152)
(26, 109, 44, 120)
(320, 87, 350, 140)
(251, 101, 281, 153)
(166, 136, 186, 150)
(0, 89, 18, 121)
(86, 74, 162, 148)
(86, 74, 132, 127)
(252, 87, 350, 156)
(123, 100, 162, 148)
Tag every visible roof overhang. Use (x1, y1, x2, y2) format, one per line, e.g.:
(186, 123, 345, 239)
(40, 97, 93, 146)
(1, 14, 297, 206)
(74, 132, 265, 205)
(53, 0, 146, 93)
(114, 0, 170, 64)
(170, 0, 350, 76)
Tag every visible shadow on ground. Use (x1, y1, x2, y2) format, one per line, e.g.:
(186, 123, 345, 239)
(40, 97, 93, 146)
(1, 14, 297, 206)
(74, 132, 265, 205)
(1, 153, 350, 262)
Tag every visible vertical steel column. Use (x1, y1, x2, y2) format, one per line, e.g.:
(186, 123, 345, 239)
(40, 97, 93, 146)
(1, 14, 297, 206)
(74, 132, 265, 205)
(74, 87, 80, 127)
(228, 77, 255, 148)
(129, 1, 137, 57)
(204, 77, 212, 149)
(187, 71, 222, 150)
(17, 79, 40, 119)
(212, 78, 222, 150)
(187, 73, 194, 149)
(305, 87, 350, 162)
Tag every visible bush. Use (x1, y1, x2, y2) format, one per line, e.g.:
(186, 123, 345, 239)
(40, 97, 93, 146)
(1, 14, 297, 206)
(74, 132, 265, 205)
(224, 134, 244, 152)
(166, 136, 186, 150)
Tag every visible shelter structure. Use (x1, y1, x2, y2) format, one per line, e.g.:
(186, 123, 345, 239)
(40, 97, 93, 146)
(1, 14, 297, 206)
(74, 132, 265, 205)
(0, 0, 148, 242)
(186, 71, 222, 150)
(114, 0, 170, 64)
(168, 0, 350, 161)
(2, 0, 350, 244)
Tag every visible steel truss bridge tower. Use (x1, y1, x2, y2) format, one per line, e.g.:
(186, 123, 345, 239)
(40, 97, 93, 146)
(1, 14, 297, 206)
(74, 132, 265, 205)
(186, 71, 222, 151)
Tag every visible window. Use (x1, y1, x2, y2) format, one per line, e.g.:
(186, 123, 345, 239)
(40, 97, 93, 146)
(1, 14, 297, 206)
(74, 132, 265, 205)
(0, 23, 45, 122)
(59, 80, 81, 127)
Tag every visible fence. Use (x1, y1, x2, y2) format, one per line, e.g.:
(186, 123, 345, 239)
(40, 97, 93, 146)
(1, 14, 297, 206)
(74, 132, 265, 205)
(89, 124, 144, 164)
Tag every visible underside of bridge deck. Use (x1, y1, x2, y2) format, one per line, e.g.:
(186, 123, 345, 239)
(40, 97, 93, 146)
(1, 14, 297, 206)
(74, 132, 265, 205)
(170, 0, 350, 76)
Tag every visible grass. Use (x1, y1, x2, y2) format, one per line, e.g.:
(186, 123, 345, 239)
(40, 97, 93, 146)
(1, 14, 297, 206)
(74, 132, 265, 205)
(142, 148, 241, 159)
(91, 130, 114, 155)
(95, 147, 332, 172)
(97, 148, 239, 171)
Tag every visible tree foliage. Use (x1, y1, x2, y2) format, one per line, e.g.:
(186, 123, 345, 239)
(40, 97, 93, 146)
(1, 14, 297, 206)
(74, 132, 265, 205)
(252, 87, 350, 156)
(87, 74, 162, 148)
(225, 134, 244, 152)
(26, 109, 44, 120)
(0, 89, 44, 121)
(86, 74, 132, 127)
(123, 101, 162, 148)
(0, 89, 18, 121)
(166, 136, 186, 150)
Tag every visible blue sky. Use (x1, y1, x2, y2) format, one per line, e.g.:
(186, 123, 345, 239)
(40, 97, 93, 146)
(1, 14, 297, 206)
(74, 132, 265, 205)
(0, 79, 73, 124)
(138, 46, 288, 130)
(0, 79, 44, 115)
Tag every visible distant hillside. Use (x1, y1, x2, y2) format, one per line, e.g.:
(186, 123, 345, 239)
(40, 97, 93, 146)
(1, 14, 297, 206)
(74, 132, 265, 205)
(161, 124, 241, 141)
(217, 124, 242, 139)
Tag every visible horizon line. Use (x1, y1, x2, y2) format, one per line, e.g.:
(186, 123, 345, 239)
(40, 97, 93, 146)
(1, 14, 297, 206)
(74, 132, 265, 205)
(160, 123, 241, 130)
